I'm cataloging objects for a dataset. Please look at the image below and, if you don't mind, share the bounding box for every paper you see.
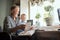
[18,30,35,36]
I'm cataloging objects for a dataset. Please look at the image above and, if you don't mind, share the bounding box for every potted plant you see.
[35,13,40,27]
[44,5,54,26]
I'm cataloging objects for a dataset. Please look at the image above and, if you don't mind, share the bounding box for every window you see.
[20,0,60,26]
[30,0,59,26]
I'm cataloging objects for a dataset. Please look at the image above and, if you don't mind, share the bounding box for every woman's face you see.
[11,6,19,17]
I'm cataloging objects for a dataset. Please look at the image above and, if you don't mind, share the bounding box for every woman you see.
[3,5,25,35]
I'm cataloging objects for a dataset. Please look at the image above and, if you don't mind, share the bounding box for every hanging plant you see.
[35,13,40,27]
[35,13,40,19]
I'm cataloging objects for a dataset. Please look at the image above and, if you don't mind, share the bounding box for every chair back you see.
[0,32,11,40]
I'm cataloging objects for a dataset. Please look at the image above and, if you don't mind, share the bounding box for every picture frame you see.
[27,20,33,26]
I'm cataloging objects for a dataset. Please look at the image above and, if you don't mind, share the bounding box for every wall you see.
[0,0,13,29]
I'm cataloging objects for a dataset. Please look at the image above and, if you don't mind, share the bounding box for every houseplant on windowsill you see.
[44,5,54,26]
[35,13,40,28]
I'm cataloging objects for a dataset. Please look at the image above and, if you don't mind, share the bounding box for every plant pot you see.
[45,17,53,26]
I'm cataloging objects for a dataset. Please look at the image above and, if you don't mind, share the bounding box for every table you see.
[12,35,32,40]
[11,28,60,40]
[12,30,35,40]
[34,30,60,40]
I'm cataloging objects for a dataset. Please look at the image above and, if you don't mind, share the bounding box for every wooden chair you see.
[0,32,11,40]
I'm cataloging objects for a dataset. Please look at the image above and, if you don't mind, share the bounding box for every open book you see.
[18,30,35,36]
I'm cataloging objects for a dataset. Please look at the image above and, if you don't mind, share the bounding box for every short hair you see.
[11,5,19,11]
[21,14,26,16]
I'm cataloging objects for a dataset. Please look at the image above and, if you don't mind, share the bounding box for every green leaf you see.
[35,13,40,19]
[44,5,53,12]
